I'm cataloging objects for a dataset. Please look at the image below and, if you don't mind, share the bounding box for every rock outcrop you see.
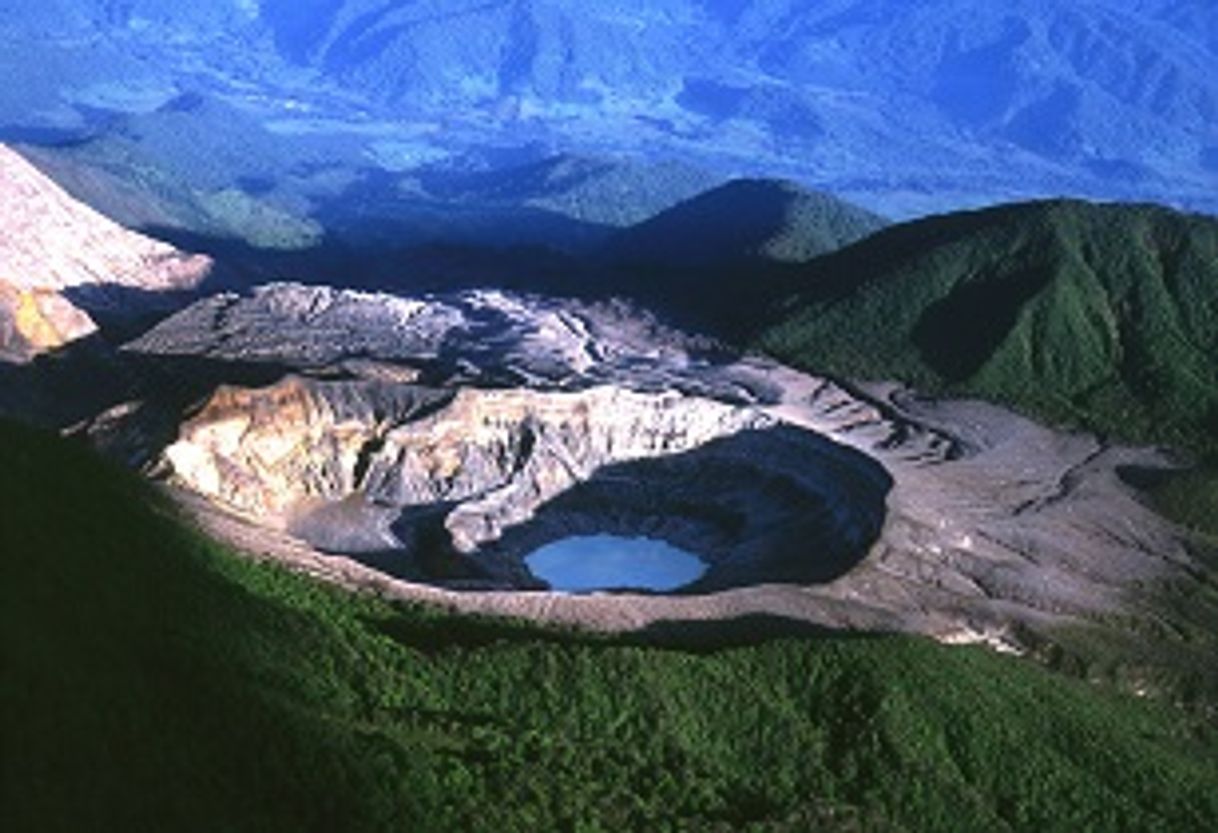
[0,143,213,361]
[128,283,778,401]
[0,282,96,361]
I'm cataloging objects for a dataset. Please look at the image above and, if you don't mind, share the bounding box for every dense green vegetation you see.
[3,419,1218,832]
[757,200,1218,453]
[607,179,886,269]
[1142,459,1218,541]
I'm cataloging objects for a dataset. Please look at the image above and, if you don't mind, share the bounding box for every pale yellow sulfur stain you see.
[0,281,97,354]
[13,288,70,349]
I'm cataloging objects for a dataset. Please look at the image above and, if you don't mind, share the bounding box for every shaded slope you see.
[758,200,1218,451]
[15,96,330,252]
[3,420,1218,831]
[595,180,886,337]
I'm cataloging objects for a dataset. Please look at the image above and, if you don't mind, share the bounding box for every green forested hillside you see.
[757,200,1218,452]
[607,179,886,269]
[2,420,1217,832]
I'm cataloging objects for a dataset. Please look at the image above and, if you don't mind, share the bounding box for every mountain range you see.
[1,0,1215,225]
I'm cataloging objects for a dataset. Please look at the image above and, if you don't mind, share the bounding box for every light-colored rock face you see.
[0,281,97,360]
[166,377,450,513]
[127,282,774,401]
[0,143,213,360]
[0,143,213,294]
[166,377,774,554]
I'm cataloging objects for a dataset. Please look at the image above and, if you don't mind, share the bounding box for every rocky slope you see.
[122,283,1199,650]
[0,143,213,361]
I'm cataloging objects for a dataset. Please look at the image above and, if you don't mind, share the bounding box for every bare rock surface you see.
[128,283,777,403]
[0,143,212,361]
[127,282,1198,650]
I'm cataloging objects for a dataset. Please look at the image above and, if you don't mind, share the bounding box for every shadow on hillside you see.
[141,222,612,301]
[123,166,841,341]
[129,163,620,298]
[0,335,314,467]
[137,217,824,344]
[0,335,139,429]
[59,261,242,343]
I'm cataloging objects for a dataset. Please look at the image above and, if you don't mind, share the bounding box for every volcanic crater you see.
[113,283,1198,647]
[161,373,891,593]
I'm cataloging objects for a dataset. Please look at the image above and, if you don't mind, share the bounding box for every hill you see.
[23,107,722,255]
[756,200,1218,452]
[414,153,724,231]
[3,419,1217,832]
[606,179,887,270]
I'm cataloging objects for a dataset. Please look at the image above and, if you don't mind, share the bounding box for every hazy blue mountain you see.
[18,90,724,256]
[1,0,1215,221]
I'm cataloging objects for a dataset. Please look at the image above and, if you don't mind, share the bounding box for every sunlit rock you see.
[0,143,213,361]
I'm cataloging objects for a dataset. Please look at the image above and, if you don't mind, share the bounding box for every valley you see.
[3,0,1217,247]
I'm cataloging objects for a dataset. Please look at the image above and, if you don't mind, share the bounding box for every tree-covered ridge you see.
[606,179,887,270]
[758,200,1218,453]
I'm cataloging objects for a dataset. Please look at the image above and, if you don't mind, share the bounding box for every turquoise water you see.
[525,535,708,592]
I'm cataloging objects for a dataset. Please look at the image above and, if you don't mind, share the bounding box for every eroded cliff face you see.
[0,143,213,360]
[165,376,781,558]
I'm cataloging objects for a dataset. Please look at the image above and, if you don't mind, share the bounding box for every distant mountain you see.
[14,94,337,251]
[1,1,1215,217]
[318,152,725,251]
[756,200,1218,452]
[606,179,886,270]
[0,144,213,362]
[246,0,1218,215]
